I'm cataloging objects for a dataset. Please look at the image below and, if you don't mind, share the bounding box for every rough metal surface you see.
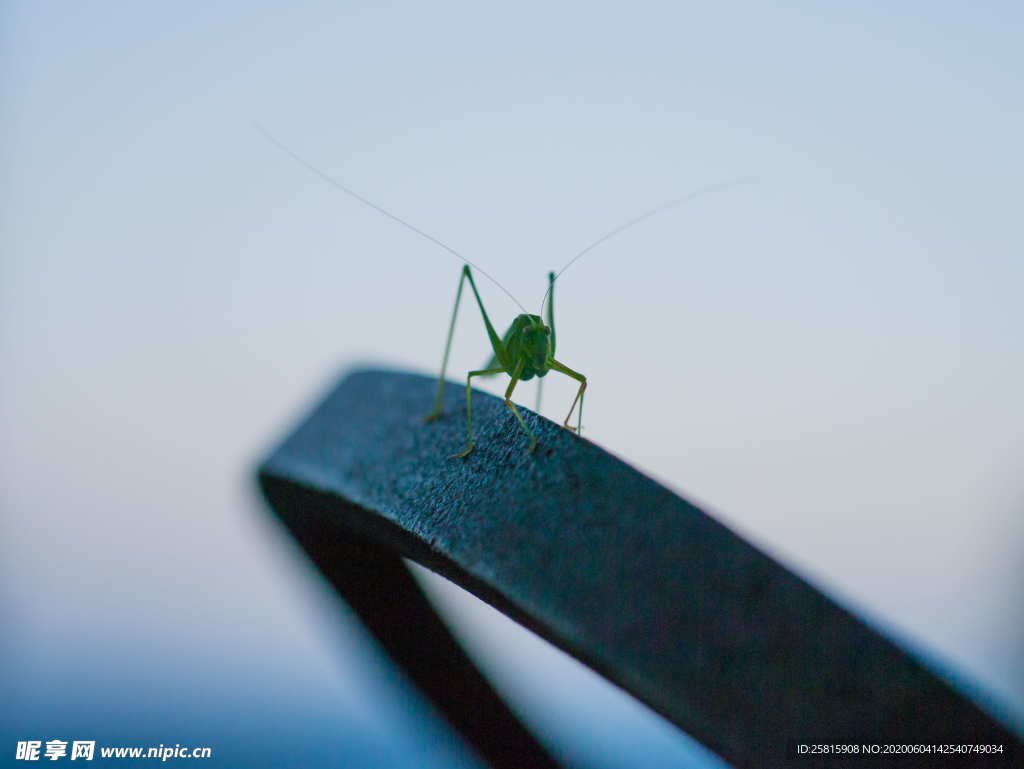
[258,368,1019,769]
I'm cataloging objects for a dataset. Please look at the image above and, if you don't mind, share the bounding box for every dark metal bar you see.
[258,368,1020,769]
[262,476,562,769]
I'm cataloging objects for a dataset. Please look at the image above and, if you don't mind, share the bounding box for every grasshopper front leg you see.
[549,359,587,434]
[502,360,537,453]
[451,367,505,458]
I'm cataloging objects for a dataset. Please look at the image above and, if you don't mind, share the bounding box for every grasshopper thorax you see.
[505,314,551,381]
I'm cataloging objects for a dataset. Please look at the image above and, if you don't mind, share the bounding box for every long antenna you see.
[539,179,752,315]
[255,123,529,314]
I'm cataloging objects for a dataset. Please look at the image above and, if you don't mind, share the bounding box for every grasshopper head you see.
[512,314,551,376]
[527,317,551,364]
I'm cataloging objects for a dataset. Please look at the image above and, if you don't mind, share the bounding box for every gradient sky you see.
[3,2,1022,766]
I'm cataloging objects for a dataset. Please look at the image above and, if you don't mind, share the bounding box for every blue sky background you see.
[2,2,1022,766]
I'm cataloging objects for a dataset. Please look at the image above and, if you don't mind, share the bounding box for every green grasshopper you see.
[423,266,581,457]
[259,125,743,457]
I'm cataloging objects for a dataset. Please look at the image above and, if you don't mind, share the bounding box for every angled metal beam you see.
[258,368,1020,769]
